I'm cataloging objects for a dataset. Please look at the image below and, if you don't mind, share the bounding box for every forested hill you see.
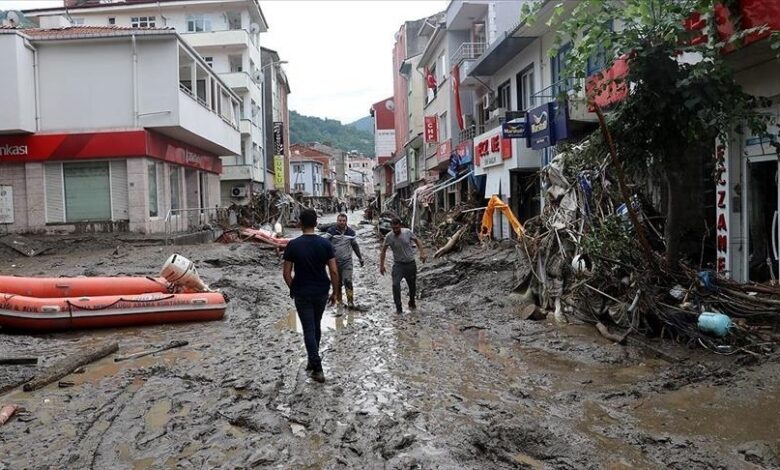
[289,111,375,156]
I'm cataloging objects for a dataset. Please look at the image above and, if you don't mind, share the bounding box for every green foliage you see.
[289,111,375,157]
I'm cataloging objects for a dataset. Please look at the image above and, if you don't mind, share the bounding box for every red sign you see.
[586,54,629,112]
[474,128,512,168]
[0,130,222,174]
[436,139,452,162]
[424,116,438,143]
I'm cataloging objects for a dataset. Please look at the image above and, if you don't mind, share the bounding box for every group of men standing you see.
[282,209,426,383]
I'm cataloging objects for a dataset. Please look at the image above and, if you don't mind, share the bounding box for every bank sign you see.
[474,127,511,168]
[0,144,28,157]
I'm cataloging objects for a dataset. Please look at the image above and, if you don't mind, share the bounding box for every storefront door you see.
[744,155,779,283]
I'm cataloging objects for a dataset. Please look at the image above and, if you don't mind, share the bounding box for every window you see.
[551,42,573,96]
[187,15,212,33]
[516,66,535,111]
[71,18,85,25]
[148,161,160,217]
[438,52,448,82]
[170,167,181,211]
[131,16,155,28]
[439,112,448,141]
[63,162,111,222]
[204,56,213,68]
[472,22,486,44]
[294,183,305,191]
[497,80,511,110]
[293,164,304,173]
[108,17,115,25]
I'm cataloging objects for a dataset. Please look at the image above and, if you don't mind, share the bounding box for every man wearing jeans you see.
[283,209,339,383]
[379,218,427,314]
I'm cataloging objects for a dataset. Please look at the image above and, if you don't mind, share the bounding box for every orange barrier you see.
[0,292,226,331]
[0,275,171,298]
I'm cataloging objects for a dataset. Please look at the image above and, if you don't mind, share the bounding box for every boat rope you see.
[145,276,175,293]
[65,294,177,311]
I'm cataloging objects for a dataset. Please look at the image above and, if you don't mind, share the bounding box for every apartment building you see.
[261,47,291,193]
[289,160,323,197]
[347,154,375,195]
[370,98,396,208]
[23,0,270,206]
[0,26,240,233]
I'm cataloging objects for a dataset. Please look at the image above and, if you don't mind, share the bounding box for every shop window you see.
[131,16,155,28]
[170,167,182,211]
[63,162,111,222]
[148,161,159,217]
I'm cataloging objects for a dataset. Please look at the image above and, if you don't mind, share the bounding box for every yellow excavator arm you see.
[479,195,524,241]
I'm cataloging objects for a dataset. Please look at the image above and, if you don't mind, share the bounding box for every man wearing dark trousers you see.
[283,209,339,383]
[323,213,364,311]
[379,218,427,314]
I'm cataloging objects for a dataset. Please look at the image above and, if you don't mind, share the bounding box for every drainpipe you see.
[23,39,40,131]
[131,34,139,127]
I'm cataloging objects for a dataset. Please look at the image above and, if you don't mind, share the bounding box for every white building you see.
[347,154,375,194]
[0,26,240,233]
[290,160,324,197]
[23,0,269,205]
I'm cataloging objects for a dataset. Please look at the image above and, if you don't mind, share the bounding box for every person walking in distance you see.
[323,213,364,311]
[283,209,339,383]
[379,218,427,314]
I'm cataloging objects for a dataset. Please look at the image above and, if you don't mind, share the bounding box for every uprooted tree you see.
[527,0,775,267]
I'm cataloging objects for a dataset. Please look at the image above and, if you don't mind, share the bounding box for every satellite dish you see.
[5,11,21,26]
[249,22,261,34]
[385,99,395,112]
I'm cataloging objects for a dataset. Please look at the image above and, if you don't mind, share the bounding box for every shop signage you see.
[436,139,452,162]
[714,142,729,276]
[0,144,28,157]
[501,111,528,139]
[394,155,408,185]
[475,128,512,168]
[274,155,285,189]
[424,116,439,143]
[528,103,552,149]
[0,186,13,224]
[273,121,284,154]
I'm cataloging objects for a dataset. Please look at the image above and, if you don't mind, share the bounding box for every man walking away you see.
[323,213,364,311]
[379,218,427,314]
[283,209,339,383]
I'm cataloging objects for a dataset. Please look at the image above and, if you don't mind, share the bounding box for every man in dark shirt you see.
[283,209,339,383]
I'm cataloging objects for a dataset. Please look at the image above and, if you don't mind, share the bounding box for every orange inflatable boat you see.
[0,275,172,298]
[0,291,226,331]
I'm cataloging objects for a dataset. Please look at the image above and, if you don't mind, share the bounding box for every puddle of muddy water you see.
[274,308,361,334]
[631,385,780,443]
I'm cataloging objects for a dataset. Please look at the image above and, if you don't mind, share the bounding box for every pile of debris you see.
[228,191,300,228]
[515,140,778,357]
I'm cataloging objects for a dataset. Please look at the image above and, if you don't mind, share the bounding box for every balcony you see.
[220,163,262,182]
[447,0,489,30]
[239,119,263,143]
[183,29,262,68]
[221,72,261,96]
[452,42,486,66]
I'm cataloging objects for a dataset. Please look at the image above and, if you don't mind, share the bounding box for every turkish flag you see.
[452,64,464,131]
[425,67,437,89]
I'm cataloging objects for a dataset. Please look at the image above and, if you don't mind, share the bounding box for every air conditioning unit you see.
[231,186,247,198]
[490,107,507,120]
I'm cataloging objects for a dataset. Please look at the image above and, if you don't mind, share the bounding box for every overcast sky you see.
[2,0,447,124]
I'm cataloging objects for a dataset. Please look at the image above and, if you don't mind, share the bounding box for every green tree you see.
[530,0,774,266]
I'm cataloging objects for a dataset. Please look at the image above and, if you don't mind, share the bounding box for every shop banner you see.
[274,155,285,189]
[714,141,729,276]
[528,103,553,149]
[273,122,284,155]
[501,111,528,139]
[424,116,439,143]
[436,139,452,163]
[475,128,511,168]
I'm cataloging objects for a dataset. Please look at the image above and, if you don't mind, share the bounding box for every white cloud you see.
[2,0,448,123]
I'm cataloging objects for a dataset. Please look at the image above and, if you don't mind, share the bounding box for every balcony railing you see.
[452,42,486,65]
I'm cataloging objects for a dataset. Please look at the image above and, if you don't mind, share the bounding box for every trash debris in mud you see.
[0,403,19,425]
[24,342,119,392]
[0,234,49,257]
[114,340,189,363]
[512,131,779,356]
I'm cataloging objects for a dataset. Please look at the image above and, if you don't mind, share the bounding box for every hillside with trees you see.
[289,111,375,156]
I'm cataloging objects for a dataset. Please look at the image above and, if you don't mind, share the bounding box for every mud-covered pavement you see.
[1,217,779,469]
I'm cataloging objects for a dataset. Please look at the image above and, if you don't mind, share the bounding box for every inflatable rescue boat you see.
[0,254,227,331]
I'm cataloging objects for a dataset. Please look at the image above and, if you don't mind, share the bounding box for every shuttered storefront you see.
[44,161,129,223]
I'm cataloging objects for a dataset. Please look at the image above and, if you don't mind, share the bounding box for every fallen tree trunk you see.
[434,224,470,258]
[23,342,118,392]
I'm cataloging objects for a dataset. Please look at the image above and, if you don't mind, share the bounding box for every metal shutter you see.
[110,160,129,220]
[63,162,111,222]
[44,163,65,223]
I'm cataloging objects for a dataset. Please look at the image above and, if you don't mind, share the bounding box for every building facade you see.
[23,0,270,206]
[261,47,290,193]
[0,26,240,233]
[370,98,396,208]
[289,160,323,197]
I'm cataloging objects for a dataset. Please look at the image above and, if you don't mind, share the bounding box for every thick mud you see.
[1,216,779,469]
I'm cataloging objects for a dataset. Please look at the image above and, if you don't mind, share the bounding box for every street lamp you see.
[260,60,288,71]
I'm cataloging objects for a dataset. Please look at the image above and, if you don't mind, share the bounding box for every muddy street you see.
[1,220,779,469]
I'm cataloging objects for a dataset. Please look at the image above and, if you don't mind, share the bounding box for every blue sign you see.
[526,101,570,149]
[528,103,553,149]
[501,111,528,139]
